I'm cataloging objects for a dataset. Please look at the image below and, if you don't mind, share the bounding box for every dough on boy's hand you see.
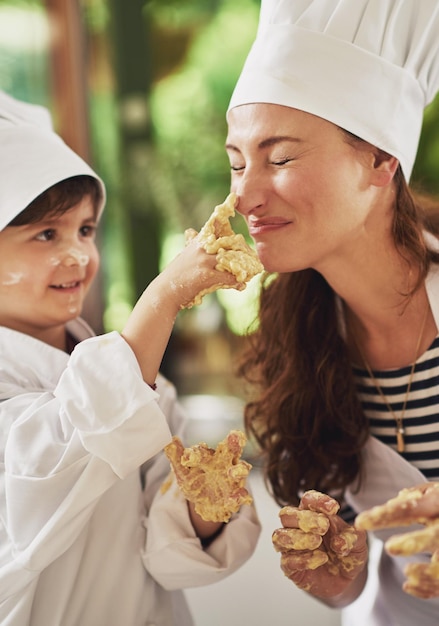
[184,192,263,308]
[163,429,253,523]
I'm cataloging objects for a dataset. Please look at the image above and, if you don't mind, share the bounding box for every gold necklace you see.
[353,306,429,453]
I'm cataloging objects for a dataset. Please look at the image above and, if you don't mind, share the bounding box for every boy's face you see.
[0,195,100,346]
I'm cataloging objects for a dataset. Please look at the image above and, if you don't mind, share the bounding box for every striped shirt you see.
[353,335,439,481]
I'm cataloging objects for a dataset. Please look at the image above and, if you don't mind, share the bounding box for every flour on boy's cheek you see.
[1,271,25,286]
[76,254,90,266]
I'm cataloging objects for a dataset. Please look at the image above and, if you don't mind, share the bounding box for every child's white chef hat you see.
[0,90,106,231]
[228,0,439,180]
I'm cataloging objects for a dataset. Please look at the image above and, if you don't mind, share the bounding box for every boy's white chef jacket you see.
[0,321,261,626]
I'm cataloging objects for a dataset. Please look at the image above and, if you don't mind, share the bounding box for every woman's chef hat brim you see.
[228,0,439,181]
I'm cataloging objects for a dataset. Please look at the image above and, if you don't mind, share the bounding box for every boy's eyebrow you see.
[225,135,303,152]
[22,212,98,229]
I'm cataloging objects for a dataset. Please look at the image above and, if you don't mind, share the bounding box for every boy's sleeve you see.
[3,332,171,571]
[142,477,261,590]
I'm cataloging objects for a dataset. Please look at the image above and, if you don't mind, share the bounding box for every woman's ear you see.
[370,149,399,187]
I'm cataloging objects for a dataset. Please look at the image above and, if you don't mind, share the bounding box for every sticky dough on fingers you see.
[355,484,439,530]
[403,558,439,599]
[355,485,439,568]
[162,429,253,523]
[385,521,439,557]
[184,192,263,308]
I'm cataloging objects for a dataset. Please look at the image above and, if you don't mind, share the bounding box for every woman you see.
[226,1,439,624]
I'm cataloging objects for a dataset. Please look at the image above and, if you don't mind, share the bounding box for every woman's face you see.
[226,103,387,274]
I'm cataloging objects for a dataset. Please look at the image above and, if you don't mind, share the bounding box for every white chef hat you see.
[228,0,439,180]
[0,90,106,232]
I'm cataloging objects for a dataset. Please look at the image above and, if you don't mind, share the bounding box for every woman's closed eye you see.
[271,156,294,166]
[230,163,246,172]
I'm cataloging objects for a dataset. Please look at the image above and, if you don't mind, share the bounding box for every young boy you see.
[0,91,260,626]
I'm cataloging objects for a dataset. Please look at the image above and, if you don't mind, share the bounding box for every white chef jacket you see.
[341,261,439,626]
[0,320,261,626]
[343,437,439,626]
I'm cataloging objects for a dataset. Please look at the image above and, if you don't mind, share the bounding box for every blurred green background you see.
[1,0,438,402]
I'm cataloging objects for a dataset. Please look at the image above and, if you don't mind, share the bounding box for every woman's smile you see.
[247,215,293,237]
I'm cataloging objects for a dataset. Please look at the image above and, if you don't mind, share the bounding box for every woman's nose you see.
[233,169,265,216]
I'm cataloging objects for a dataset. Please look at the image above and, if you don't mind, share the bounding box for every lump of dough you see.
[184,192,263,308]
[163,429,253,523]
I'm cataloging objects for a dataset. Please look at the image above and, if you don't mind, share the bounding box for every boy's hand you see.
[182,193,263,308]
[163,430,253,523]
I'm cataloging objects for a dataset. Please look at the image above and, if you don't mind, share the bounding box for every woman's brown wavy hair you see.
[238,133,439,508]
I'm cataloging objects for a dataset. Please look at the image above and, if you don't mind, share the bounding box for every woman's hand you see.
[355,482,439,530]
[272,490,368,604]
[355,482,439,599]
